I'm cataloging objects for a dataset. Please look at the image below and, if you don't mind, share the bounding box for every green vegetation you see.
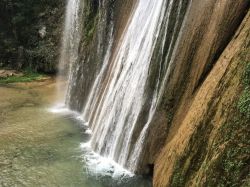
[0,70,45,84]
[0,0,65,73]
[83,0,99,45]
[171,162,185,187]
[85,14,98,43]
[169,58,250,187]
[214,117,249,186]
[206,60,250,187]
[237,61,250,118]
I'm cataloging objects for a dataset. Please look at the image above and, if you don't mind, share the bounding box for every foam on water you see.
[49,104,71,114]
[49,105,134,179]
[49,104,87,124]
[80,142,134,178]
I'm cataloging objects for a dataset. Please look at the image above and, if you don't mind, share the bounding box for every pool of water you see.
[0,79,152,187]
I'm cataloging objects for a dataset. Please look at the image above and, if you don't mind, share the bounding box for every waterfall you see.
[81,0,166,171]
[57,0,83,102]
[62,0,189,173]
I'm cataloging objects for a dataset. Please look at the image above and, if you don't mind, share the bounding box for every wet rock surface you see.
[154,8,250,187]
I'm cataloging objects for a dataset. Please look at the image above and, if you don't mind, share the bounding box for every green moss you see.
[169,59,250,187]
[237,88,250,118]
[171,164,185,187]
[205,61,250,187]
[208,116,250,186]
[84,7,98,45]
[242,62,250,86]
[86,20,97,39]
[237,61,250,118]
[0,70,45,84]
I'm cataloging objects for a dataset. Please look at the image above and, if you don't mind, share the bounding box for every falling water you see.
[57,0,83,102]
[83,0,167,171]
[63,0,189,173]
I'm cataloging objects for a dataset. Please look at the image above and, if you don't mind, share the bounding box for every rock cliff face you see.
[64,0,191,173]
[2,0,249,185]
[62,0,250,179]
[154,4,250,187]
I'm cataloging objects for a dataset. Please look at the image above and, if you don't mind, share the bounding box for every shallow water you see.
[0,79,152,187]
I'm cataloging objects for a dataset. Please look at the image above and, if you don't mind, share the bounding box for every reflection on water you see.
[0,79,152,187]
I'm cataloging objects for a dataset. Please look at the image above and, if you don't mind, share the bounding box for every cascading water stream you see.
[61,0,190,173]
[57,0,83,103]
[82,0,167,171]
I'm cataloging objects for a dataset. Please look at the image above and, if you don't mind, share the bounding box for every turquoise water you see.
[0,80,152,187]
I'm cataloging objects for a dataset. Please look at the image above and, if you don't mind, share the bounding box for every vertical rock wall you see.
[154,2,250,186]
